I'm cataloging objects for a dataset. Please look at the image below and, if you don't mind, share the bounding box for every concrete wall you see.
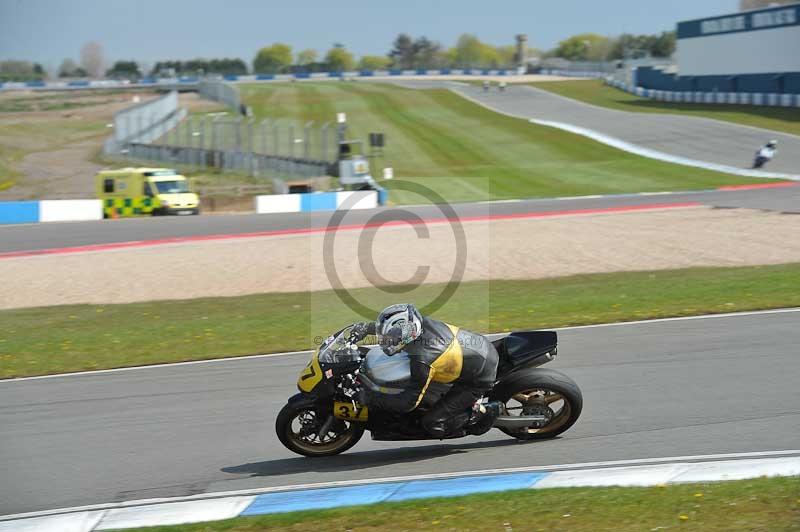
[255,191,378,214]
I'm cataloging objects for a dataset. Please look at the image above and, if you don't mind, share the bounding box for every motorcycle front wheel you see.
[276,402,364,457]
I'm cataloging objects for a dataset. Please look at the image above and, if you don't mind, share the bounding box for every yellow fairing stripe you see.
[412,368,435,410]
[430,324,463,383]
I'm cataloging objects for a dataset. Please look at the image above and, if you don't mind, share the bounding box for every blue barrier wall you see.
[637,66,800,94]
[0,201,40,225]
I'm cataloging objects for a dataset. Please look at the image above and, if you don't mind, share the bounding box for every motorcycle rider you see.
[753,140,777,168]
[349,304,501,438]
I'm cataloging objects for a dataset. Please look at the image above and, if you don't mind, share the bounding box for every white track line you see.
[2,449,797,521]
[2,307,798,383]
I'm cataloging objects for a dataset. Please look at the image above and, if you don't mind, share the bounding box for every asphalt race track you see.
[2,185,799,254]
[1,310,798,515]
[450,83,800,176]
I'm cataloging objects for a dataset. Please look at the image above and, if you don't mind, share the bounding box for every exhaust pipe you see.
[492,415,548,430]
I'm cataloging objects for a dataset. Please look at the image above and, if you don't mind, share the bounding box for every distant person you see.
[482,80,490,92]
[752,140,777,169]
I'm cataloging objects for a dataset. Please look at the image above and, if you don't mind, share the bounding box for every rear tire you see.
[276,402,364,457]
[490,369,582,440]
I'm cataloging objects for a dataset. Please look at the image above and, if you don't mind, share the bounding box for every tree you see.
[412,36,441,69]
[650,31,676,58]
[253,43,292,74]
[80,41,105,78]
[325,46,355,72]
[454,34,482,68]
[0,60,46,81]
[740,0,794,9]
[495,45,517,68]
[389,33,415,69]
[552,33,611,61]
[609,31,675,60]
[478,42,501,68]
[58,58,87,77]
[358,55,391,70]
[296,49,318,66]
[106,60,141,79]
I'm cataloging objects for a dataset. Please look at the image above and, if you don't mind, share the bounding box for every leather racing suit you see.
[354,316,499,438]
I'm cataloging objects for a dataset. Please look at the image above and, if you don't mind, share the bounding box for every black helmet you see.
[376,304,423,355]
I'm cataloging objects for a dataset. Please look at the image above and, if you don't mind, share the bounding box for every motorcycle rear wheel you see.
[491,369,582,440]
[276,402,364,457]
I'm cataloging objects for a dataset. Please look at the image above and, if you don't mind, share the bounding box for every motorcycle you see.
[276,325,582,457]
[752,154,770,169]
[752,146,775,169]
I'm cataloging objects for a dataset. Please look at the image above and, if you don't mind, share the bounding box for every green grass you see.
[116,476,800,532]
[235,82,767,204]
[530,79,800,136]
[2,263,799,378]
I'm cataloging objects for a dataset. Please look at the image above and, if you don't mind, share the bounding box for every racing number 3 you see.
[334,401,368,421]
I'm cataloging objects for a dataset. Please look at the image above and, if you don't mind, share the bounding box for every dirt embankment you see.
[2,206,799,310]
[0,92,220,200]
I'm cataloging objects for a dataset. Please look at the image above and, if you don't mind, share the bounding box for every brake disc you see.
[522,403,554,428]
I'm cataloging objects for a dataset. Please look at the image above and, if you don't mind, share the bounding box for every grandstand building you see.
[636,2,800,94]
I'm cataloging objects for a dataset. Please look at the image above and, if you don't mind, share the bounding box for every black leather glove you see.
[349,321,373,343]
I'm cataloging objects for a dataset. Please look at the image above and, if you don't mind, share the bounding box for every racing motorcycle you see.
[276,325,582,457]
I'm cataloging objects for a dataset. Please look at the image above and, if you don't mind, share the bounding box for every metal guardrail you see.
[104,91,186,154]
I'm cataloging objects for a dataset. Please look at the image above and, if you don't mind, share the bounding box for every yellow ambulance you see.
[95,168,200,217]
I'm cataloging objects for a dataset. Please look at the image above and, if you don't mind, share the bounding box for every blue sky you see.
[1,0,737,69]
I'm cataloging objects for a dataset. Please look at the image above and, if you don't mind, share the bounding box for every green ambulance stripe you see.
[103,197,159,217]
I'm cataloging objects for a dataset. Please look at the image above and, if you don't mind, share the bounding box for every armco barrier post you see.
[321,122,329,162]
[261,119,269,156]
[234,117,243,152]
[273,121,279,157]
[304,121,312,159]
[248,119,255,176]
[288,124,295,175]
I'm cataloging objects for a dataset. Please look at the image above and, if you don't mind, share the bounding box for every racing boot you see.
[466,401,503,436]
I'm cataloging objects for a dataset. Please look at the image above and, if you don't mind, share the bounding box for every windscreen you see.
[154,180,189,194]
[318,325,361,364]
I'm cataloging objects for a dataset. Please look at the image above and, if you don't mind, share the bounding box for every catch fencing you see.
[198,80,241,110]
[106,83,339,179]
[119,115,340,178]
[104,91,186,154]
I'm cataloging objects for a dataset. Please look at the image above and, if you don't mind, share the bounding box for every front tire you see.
[490,369,582,440]
[276,402,364,457]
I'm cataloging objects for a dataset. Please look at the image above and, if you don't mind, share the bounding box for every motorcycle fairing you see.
[297,349,323,393]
